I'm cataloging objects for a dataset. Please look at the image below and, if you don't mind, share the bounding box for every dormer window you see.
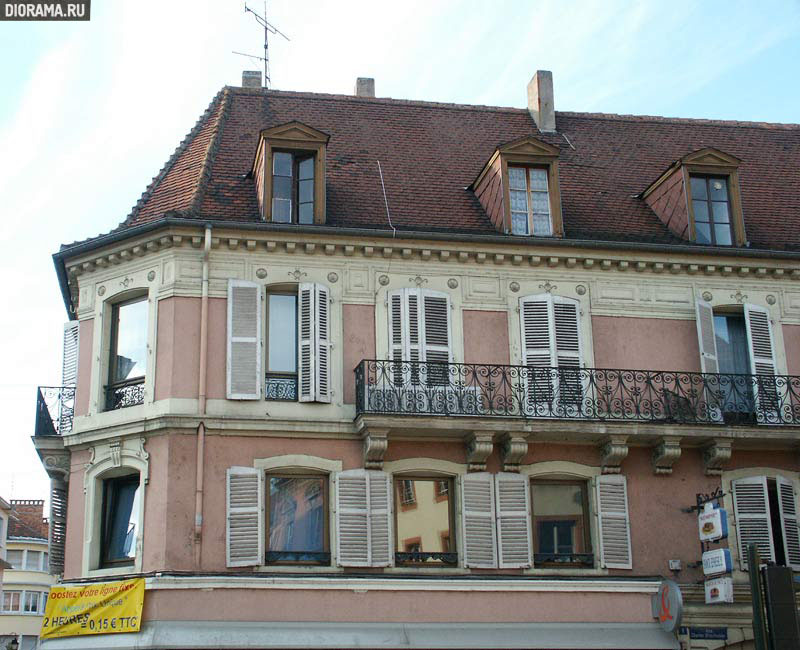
[690,175,732,245]
[472,136,563,238]
[253,121,329,225]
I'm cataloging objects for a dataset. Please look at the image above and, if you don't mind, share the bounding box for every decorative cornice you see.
[600,435,629,474]
[651,436,682,475]
[500,434,528,472]
[465,432,494,472]
[703,439,732,476]
[362,428,389,470]
[42,450,71,481]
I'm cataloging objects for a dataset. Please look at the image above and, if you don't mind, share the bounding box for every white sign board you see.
[702,548,732,576]
[698,502,728,542]
[705,576,734,604]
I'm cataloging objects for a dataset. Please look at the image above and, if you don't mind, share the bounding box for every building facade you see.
[32,71,799,649]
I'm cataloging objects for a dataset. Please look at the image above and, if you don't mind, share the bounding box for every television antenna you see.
[233,1,289,88]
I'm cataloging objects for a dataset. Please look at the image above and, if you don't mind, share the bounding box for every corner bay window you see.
[272,151,314,224]
[106,296,147,410]
[531,480,592,566]
[101,473,140,566]
[266,474,328,564]
[509,166,552,236]
[690,175,733,245]
[394,477,456,565]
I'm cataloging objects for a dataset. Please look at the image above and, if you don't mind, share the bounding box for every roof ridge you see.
[556,110,800,130]
[190,87,232,215]
[123,88,227,225]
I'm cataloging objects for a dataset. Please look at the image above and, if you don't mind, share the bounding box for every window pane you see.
[511,212,529,235]
[709,178,728,201]
[714,224,733,246]
[113,300,148,383]
[273,152,292,177]
[531,482,589,556]
[3,591,21,612]
[298,157,314,180]
[273,175,292,200]
[510,189,528,213]
[272,198,291,223]
[695,221,711,244]
[24,551,40,570]
[43,552,48,570]
[24,591,39,613]
[298,178,313,204]
[298,202,314,225]
[531,191,550,215]
[268,294,297,372]
[104,476,140,562]
[690,176,708,200]
[394,479,452,554]
[6,549,23,568]
[269,477,325,553]
[40,592,49,614]
[712,201,730,224]
[508,167,526,190]
[532,213,552,236]
[529,168,548,191]
[692,200,709,223]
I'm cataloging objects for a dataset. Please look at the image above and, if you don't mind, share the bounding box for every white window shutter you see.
[226,466,264,567]
[596,475,633,569]
[694,298,719,374]
[298,283,315,402]
[461,472,498,568]
[552,296,583,408]
[226,280,262,400]
[314,283,331,403]
[744,304,780,421]
[388,290,406,386]
[519,294,556,410]
[421,291,452,364]
[368,471,393,567]
[776,477,800,570]
[62,321,80,387]
[495,472,532,568]
[732,476,775,570]
[335,469,370,567]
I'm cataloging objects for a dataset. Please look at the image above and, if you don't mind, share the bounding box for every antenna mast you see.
[234,1,289,88]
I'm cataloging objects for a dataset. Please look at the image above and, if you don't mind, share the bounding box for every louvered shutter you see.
[335,470,392,567]
[495,472,532,568]
[694,299,719,373]
[314,284,331,403]
[226,280,262,400]
[62,321,79,386]
[421,291,452,386]
[226,467,264,567]
[776,477,800,570]
[298,283,315,402]
[744,304,780,421]
[732,476,775,570]
[461,472,497,568]
[519,295,556,408]
[596,475,632,569]
[553,296,583,409]
[48,478,68,575]
[388,290,406,386]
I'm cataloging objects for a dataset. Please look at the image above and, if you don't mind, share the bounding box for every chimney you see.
[10,499,47,538]
[354,77,375,98]
[527,70,556,133]
[242,70,262,88]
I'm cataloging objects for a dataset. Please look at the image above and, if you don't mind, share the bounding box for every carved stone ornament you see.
[110,441,122,468]
[147,270,156,282]
[465,432,494,472]
[447,278,458,289]
[766,294,776,305]
[703,439,732,476]
[43,452,71,481]
[575,284,587,296]
[288,269,307,281]
[97,285,106,296]
[378,274,390,286]
[509,281,520,293]
[730,290,748,304]
[120,277,135,289]
[652,436,682,475]
[410,275,428,288]
[600,435,629,474]
[363,428,389,470]
[702,291,713,302]
[327,272,339,283]
[500,434,528,472]
[256,268,268,279]
[539,281,557,293]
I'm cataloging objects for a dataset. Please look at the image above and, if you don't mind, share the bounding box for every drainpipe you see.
[194,225,212,567]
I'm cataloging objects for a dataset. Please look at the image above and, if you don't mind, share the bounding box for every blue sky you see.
[0,0,798,501]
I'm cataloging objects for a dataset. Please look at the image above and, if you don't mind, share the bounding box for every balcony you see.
[354,360,800,426]
[35,386,76,437]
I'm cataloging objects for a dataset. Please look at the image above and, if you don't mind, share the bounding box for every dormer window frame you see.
[472,136,564,238]
[253,121,330,225]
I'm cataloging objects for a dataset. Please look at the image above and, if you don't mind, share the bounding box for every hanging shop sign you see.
[652,579,682,633]
[704,576,734,604]
[698,502,728,542]
[40,578,145,639]
[702,548,733,576]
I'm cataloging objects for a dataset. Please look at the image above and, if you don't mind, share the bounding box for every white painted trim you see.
[519,460,601,478]
[254,455,343,474]
[383,458,465,477]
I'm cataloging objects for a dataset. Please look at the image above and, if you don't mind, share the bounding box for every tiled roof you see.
[8,516,47,540]
[99,87,800,252]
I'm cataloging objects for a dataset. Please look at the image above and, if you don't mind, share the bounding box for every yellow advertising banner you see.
[41,578,145,639]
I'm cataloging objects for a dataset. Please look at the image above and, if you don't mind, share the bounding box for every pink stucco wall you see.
[74,319,94,417]
[463,310,510,366]
[782,324,800,375]
[206,297,227,399]
[728,449,800,473]
[592,316,701,372]
[64,449,89,579]
[155,298,202,401]
[342,304,375,404]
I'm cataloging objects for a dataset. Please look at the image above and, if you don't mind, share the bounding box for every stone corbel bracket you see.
[652,436,682,475]
[703,439,732,476]
[363,427,389,470]
[600,435,629,474]
[500,434,528,472]
[42,450,71,482]
[465,432,494,472]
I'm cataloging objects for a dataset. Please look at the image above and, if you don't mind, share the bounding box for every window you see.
[106,296,147,410]
[265,290,298,400]
[100,473,140,566]
[509,167,552,236]
[394,477,456,565]
[2,590,21,612]
[531,480,592,566]
[23,591,40,613]
[690,176,733,245]
[23,550,43,571]
[265,474,329,564]
[271,152,315,224]
[6,549,22,568]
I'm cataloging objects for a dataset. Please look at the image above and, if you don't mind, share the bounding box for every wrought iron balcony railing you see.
[105,378,145,411]
[35,386,76,437]
[355,360,800,425]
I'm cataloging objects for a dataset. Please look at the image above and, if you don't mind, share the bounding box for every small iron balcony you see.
[35,386,76,437]
[354,360,800,425]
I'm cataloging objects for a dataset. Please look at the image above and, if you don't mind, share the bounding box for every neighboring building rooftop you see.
[7,500,48,541]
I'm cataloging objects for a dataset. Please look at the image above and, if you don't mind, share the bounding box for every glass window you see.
[24,550,41,570]
[509,166,552,237]
[2,590,21,612]
[265,292,298,401]
[40,592,49,614]
[394,477,455,565]
[106,296,147,410]
[6,549,23,568]
[266,475,328,563]
[531,480,592,565]
[271,151,315,224]
[43,552,49,571]
[24,591,39,613]
[101,473,140,566]
[690,176,733,246]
